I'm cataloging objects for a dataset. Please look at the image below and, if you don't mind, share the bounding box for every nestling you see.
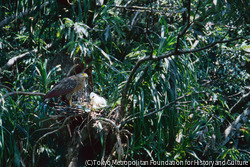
[90,92,107,109]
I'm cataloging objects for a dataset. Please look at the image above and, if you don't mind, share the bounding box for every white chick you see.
[90,92,107,109]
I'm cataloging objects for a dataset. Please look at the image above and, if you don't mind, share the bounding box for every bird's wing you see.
[45,77,77,99]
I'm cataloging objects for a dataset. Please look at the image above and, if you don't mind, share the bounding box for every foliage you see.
[0,0,249,166]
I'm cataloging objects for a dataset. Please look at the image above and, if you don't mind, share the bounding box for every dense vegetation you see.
[0,0,249,166]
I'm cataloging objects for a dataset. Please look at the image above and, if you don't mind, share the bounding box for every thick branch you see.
[0,49,37,72]
[120,36,245,118]
[0,43,52,72]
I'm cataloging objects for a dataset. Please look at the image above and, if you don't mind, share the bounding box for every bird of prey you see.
[90,92,107,109]
[45,72,88,106]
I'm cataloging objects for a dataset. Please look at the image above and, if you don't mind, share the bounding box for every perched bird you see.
[90,92,107,109]
[45,72,88,106]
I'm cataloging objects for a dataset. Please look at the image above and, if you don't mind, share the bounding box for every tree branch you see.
[175,22,193,53]
[146,0,154,58]
[0,91,45,103]
[120,36,245,118]
[187,0,191,25]
[222,106,249,146]
[94,117,120,132]
[177,36,245,55]
[0,43,52,72]
[175,0,193,53]
[0,49,37,72]
[229,92,250,114]
[96,4,184,14]
[120,56,153,118]
[0,84,12,91]
[121,91,206,125]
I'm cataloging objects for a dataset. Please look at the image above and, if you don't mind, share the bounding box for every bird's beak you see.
[82,73,88,78]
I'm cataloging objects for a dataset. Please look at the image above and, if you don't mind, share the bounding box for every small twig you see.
[146,0,154,58]
[0,84,12,91]
[30,126,60,137]
[187,0,191,25]
[133,25,161,38]
[67,64,79,77]
[146,33,154,58]
[176,0,191,52]
[0,49,37,72]
[227,92,242,98]
[193,0,201,21]
[130,11,140,30]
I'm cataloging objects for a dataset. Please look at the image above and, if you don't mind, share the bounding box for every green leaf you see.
[93,44,112,65]
[241,45,250,53]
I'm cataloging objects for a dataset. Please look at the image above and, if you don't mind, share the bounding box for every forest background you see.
[0,0,249,166]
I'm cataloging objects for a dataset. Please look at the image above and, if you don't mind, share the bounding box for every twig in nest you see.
[94,117,120,132]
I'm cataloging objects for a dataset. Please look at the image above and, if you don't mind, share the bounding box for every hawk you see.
[45,72,88,106]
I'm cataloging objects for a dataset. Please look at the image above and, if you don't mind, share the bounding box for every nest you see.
[33,100,132,167]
